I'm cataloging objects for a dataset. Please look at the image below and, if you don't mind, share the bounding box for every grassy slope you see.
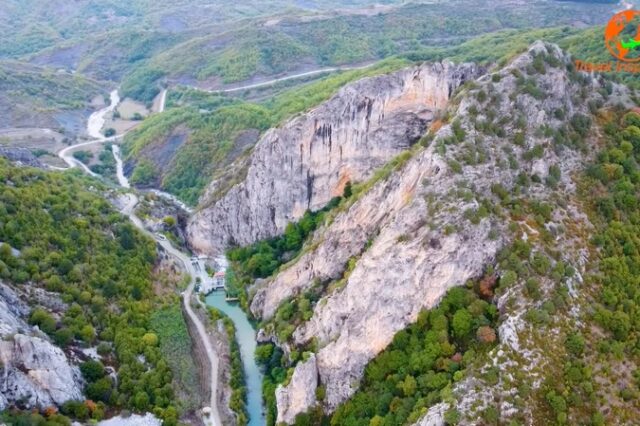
[0,60,109,130]
[0,60,106,109]
[150,305,201,412]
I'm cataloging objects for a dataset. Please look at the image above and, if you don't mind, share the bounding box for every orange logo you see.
[605,10,640,63]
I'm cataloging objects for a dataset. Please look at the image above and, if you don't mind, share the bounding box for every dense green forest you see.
[571,110,640,422]
[0,160,180,424]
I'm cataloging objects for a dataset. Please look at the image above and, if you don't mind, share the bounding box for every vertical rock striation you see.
[187,61,480,254]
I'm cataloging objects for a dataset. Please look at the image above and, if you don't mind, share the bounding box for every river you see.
[206,292,265,426]
[108,98,266,425]
[88,90,120,139]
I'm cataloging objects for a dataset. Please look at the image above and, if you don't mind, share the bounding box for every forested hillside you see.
[0,60,108,130]
[117,0,613,102]
[0,161,183,425]
[4,0,612,105]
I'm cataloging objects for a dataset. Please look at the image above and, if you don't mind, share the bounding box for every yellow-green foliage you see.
[0,159,179,421]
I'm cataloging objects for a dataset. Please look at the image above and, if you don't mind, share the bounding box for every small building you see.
[213,271,226,290]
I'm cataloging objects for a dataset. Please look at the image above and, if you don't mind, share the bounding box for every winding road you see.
[200,63,374,94]
[58,137,117,177]
[52,63,368,423]
[57,95,223,426]
[121,193,222,426]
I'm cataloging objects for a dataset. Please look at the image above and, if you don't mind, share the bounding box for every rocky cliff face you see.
[258,41,607,421]
[275,353,319,424]
[0,282,84,410]
[187,61,481,254]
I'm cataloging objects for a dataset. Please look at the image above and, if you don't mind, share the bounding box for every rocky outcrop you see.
[275,353,319,424]
[0,147,45,169]
[0,282,84,410]
[415,402,448,426]
[0,335,84,409]
[187,61,481,254]
[0,282,30,336]
[264,42,603,421]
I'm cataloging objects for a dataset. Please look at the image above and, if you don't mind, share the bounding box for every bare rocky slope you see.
[265,41,615,423]
[0,282,84,410]
[188,40,626,424]
[187,61,481,253]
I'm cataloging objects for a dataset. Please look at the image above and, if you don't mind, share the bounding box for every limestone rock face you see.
[0,283,84,410]
[275,354,319,425]
[0,283,30,336]
[0,335,84,410]
[415,402,448,426]
[187,61,481,254]
[261,41,600,421]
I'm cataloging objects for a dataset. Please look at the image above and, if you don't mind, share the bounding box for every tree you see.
[452,309,473,340]
[86,377,113,403]
[565,333,585,356]
[343,181,353,198]
[80,360,106,382]
[80,324,96,343]
[476,326,497,344]
[142,332,159,346]
[622,112,640,128]
[500,270,518,288]
[104,128,116,137]
[478,274,497,298]
[400,375,417,397]
[133,391,150,411]
[29,308,56,335]
[130,160,157,186]
[284,223,302,251]
[255,344,274,364]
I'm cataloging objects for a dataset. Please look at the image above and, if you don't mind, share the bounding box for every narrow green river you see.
[206,292,265,426]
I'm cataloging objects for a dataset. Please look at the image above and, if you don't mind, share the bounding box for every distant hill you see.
[0,60,109,131]
[13,1,616,104]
